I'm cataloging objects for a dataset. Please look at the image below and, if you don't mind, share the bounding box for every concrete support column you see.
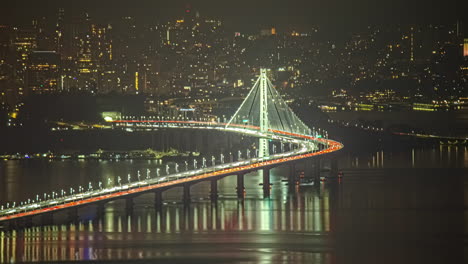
[183,183,191,203]
[97,203,105,217]
[210,179,218,200]
[125,197,134,213]
[314,158,321,182]
[330,158,339,176]
[21,216,33,227]
[237,173,245,199]
[40,213,54,226]
[263,169,271,198]
[2,221,14,230]
[67,207,79,223]
[155,191,163,208]
[288,163,297,188]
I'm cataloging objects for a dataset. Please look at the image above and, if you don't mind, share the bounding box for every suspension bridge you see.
[0,68,343,227]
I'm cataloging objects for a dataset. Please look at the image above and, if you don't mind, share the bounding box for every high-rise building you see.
[55,8,65,54]
[27,51,60,93]
[13,28,37,96]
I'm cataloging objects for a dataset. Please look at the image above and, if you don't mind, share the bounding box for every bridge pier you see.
[5,219,20,230]
[288,163,297,189]
[40,213,54,226]
[183,183,191,203]
[210,179,218,200]
[237,173,245,199]
[263,168,271,198]
[155,191,164,208]
[313,158,321,183]
[330,158,339,176]
[67,207,79,223]
[1,220,13,230]
[125,197,134,213]
[15,216,33,228]
[96,203,106,218]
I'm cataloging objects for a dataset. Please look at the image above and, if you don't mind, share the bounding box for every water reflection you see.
[344,146,468,169]
[1,146,467,263]
[0,189,334,263]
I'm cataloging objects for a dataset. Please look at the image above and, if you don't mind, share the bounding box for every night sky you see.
[1,0,467,32]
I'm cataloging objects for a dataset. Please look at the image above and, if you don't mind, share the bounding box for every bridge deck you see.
[0,121,343,223]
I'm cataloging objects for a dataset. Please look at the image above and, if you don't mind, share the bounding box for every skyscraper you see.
[27,51,61,94]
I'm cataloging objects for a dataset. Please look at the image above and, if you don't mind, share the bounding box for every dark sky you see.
[1,0,466,32]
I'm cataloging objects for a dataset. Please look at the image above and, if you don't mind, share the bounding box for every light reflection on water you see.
[0,191,334,263]
[0,146,467,263]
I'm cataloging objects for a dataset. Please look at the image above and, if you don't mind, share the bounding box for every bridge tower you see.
[258,69,270,158]
[226,68,312,158]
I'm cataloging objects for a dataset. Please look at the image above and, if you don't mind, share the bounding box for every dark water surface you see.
[0,146,467,263]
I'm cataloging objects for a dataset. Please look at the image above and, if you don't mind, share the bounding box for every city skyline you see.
[1,0,467,33]
[0,2,467,263]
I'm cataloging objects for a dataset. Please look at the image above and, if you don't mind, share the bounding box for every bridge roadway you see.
[0,120,343,224]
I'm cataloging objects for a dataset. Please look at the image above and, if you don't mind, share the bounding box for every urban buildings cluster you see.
[0,7,467,122]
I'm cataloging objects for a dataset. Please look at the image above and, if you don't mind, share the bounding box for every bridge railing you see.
[0,120,341,220]
[0,137,315,219]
